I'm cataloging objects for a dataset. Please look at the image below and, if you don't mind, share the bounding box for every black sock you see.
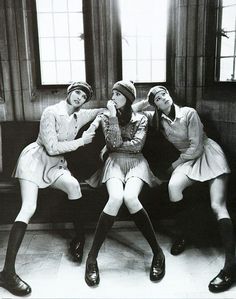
[87,212,115,263]
[131,208,162,256]
[3,221,27,274]
[68,200,85,242]
[170,200,188,240]
[218,218,236,271]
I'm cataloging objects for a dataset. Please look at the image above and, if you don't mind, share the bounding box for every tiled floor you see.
[0,223,236,299]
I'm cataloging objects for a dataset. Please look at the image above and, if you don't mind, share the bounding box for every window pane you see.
[219,57,234,81]
[37,13,54,37]
[222,6,236,30]
[68,13,84,36]
[54,13,69,37]
[122,61,137,81]
[41,62,57,84]
[70,38,85,60]
[52,0,67,12]
[215,0,236,82]
[120,0,168,82]
[36,0,85,84]
[71,61,86,81]
[152,60,166,82]
[55,38,70,60]
[36,0,52,12]
[220,32,236,56]
[56,62,71,83]
[68,0,82,12]
[39,38,55,61]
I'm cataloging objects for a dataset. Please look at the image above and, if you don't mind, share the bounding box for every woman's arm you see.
[132,99,150,112]
[40,109,94,155]
[170,109,204,171]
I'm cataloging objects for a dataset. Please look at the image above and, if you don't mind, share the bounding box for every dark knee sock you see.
[131,208,162,256]
[3,221,27,274]
[87,212,115,263]
[170,200,188,239]
[68,200,85,241]
[218,218,236,271]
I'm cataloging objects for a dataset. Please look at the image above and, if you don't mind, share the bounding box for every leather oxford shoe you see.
[170,237,186,256]
[85,260,100,287]
[0,271,31,296]
[150,253,165,281]
[69,238,85,263]
[209,269,235,293]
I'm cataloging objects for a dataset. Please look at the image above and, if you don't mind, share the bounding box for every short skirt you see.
[86,152,161,187]
[173,138,231,182]
[13,142,77,191]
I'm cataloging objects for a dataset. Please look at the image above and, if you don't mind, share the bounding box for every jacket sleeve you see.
[132,100,154,126]
[39,109,84,156]
[179,109,204,161]
[101,115,148,153]
[78,108,106,127]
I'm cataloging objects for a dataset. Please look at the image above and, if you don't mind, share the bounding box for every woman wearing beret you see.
[133,85,235,293]
[84,80,164,287]
[0,82,104,296]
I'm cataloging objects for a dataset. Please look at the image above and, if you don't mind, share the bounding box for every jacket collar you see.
[161,104,183,121]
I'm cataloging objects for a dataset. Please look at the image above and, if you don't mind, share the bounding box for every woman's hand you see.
[107,100,117,117]
[81,131,95,145]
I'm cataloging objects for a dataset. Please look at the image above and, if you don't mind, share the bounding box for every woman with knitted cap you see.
[84,80,164,287]
[133,86,236,293]
[0,82,105,296]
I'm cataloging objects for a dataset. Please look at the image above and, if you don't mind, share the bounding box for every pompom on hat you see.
[148,85,169,106]
[67,81,93,102]
[112,80,136,103]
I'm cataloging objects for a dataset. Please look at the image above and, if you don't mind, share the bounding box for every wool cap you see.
[112,80,136,103]
[148,85,169,106]
[67,81,93,102]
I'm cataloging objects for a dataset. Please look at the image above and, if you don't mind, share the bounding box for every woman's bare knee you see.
[15,203,37,223]
[103,196,123,216]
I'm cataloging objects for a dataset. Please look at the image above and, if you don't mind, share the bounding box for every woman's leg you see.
[124,177,165,281]
[85,178,124,286]
[0,179,38,296]
[52,174,85,262]
[168,172,194,255]
[208,175,236,292]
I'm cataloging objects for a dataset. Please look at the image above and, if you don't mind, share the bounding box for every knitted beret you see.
[112,80,136,103]
[67,81,93,102]
[148,86,168,106]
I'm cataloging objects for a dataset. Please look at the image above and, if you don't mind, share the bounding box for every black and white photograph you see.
[0,0,236,298]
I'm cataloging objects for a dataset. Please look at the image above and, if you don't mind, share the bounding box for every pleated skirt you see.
[86,152,161,187]
[173,138,230,181]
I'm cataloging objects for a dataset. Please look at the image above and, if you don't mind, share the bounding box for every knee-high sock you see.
[87,212,115,263]
[170,200,189,239]
[218,218,236,271]
[131,208,162,256]
[68,200,85,241]
[3,221,27,274]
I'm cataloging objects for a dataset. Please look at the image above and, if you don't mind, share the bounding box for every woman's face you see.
[68,90,87,108]
[154,90,173,111]
[111,90,127,109]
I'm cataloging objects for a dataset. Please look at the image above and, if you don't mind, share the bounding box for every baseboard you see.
[0,221,136,231]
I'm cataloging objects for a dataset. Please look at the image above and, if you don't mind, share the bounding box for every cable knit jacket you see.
[13,100,104,188]
[100,112,148,154]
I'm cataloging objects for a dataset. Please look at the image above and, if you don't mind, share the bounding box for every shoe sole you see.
[0,283,31,297]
